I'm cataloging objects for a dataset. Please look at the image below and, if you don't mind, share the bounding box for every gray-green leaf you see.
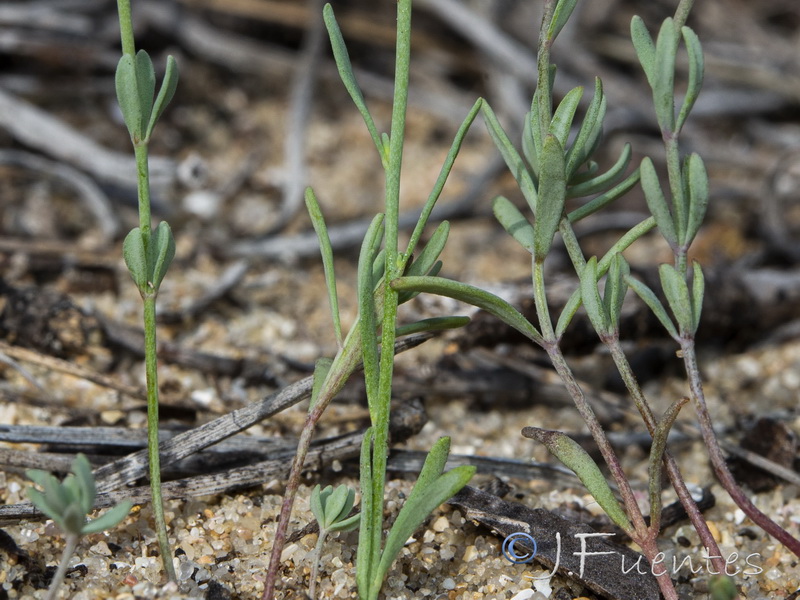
[122,227,148,291]
[391,276,544,347]
[625,274,679,339]
[522,427,633,533]
[115,54,143,141]
[149,221,175,294]
[640,158,677,248]
[659,263,693,335]
[146,55,179,141]
[630,16,655,87]
[534,134,566,261]
[81,500,133,534]
[493,196,535,254]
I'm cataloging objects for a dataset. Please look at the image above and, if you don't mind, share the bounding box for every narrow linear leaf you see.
[323,4,384,164]
[356,428,374,596]
[555,286,582,340]
[625,274,679,339]
[652,18,679,132]
[568,167,640,222]
[522,112,540,179]
[579,257,609,335]
[309,357,333,411]
[648,396,689,531]
[371,248,386,292]
[684,153,708,247]
[305,187,342,345]
[676,26,704,132]
[522,427,633,532]
[691,261,705,334]
[81,500,133,534]
[406,436,451,508]
[566,79,606,177]
[395,316,470,337]
[357,214,385,414]
[482,101,538,215]
[391,276,544,347]
[659,263,693,335]
[640,158,678,247]
[493,196,535,254]
[375,461,475,591]
[568,161,599,185]
[405,99,482,264]
[603,254,630,333]
[631,16,656,87]
[533,134,566,261]
[406,221,449,277]
[568,143,632,199]
[548,0,580,41]
[146,54,179,141]
[549,86,584,149]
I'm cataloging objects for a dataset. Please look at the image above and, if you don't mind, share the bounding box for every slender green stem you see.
[134,143,152,233]
[673,0,695,31]
[143,295,176,582]
[363,2,412,596]
[532,259,555,343]
[45,534,79,600]
[308,528,328,600]
[535,0,557,132]
[116,0,135,57]
[663,135,687,269]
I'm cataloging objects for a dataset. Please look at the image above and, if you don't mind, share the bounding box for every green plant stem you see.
[536,0,556,132]
[44,533,79,600]
[681,339,800,558]
[362,2,412,597]
[308,528,328,600]
[134,143,152,232]
[673,0,695,30]
[116,0,135,57]
[143,295,176,582]
[663,135,687,270]
[605,338,729,572]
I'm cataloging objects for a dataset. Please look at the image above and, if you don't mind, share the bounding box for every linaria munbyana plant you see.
[114,0,179,582]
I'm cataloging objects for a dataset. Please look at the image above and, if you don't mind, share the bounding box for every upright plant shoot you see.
[115,0,179,582]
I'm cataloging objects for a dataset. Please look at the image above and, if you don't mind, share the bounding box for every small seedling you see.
[27,454,132,600]
[308,484,359,598]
